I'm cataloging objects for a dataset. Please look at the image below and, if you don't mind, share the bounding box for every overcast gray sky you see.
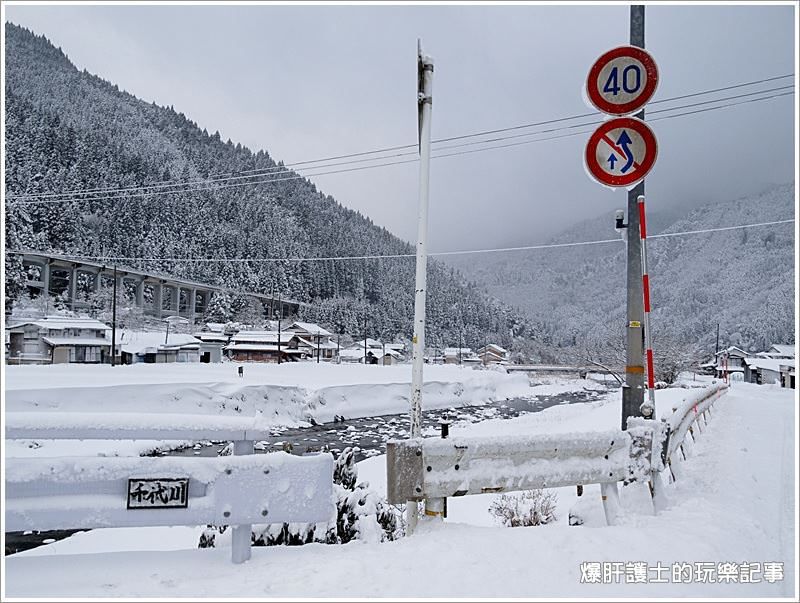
[4,3,796,252]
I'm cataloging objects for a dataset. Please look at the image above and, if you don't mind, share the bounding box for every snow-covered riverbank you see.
[5,380,794,597]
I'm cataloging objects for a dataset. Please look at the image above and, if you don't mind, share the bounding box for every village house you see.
[224,330,305,363]
[285,322,338,361]
[371,348,403,365]
[743,343,795,387]
[339,347,401,365]
[386,342,406,356]
[757,344,796,360]
[193,322,236,362]
[443,347,476,365]
[714,346,748,379]
[120,331,218,364]
[6,316,120,365]
[743,357,783,385]
[477,343,509,364]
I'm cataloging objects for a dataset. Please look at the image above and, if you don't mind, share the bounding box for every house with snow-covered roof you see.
[286,322,338,361]
[6,316,119,364]
[120,330,205,364]
[477,343,509,364]
[443,347,475,364]
[743,357,786,385]
[286,321,333,338]
[714,346,748,378]
[224,330,305,363]
[766,344,795,359]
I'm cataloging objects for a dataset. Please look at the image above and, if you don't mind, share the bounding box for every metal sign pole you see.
[407,40,435,533]
[621,4,647,430]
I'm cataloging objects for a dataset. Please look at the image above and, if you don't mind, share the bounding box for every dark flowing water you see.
[6,384,616,555]
[169,387,612,462]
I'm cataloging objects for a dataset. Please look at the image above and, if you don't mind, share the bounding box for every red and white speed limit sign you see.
[586,46,659,116]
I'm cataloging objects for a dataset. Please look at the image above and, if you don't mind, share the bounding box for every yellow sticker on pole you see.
[412,336,418,344]
[628,321,641,328]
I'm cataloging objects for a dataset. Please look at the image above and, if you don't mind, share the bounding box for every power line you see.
[33,218,794,264]
[9,88,795,207]
[8,74,794,202]
[9,86,794,203]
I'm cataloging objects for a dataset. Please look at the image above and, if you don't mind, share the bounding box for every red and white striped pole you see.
[637,194,656,417]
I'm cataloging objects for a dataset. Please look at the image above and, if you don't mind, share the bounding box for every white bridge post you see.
[231,439,254,563]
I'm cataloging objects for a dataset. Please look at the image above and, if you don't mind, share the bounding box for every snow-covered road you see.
[4,381,796,597]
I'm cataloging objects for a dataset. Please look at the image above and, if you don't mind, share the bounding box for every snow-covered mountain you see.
[445,184,795,354]
[3,23,531,350]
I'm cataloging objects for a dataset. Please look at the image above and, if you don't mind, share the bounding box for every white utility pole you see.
[407,39,435,533]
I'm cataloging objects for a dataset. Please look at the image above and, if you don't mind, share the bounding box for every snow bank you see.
[5,364,531,435]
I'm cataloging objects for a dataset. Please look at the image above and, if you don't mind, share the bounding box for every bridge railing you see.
[5,413,334,563]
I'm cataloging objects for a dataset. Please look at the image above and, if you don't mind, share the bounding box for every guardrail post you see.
[649,418,668,513]
[422,422,449,523]
[649,470,667,513]
[231,439,254,563]
[600,482,620,525]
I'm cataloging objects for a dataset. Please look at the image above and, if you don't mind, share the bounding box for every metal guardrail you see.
[387,428,659,525]
[660,382,729,477]
[387,382,730,526]
[5,416,334,563]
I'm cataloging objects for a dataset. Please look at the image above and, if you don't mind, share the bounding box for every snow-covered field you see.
[4,379,796,597]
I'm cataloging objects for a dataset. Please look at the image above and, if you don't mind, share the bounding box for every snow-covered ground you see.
[4,380,795,597]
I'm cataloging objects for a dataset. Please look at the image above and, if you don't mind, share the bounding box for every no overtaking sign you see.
[584,117,657,188]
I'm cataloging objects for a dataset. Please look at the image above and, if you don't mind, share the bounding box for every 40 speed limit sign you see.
[586,46,659,116]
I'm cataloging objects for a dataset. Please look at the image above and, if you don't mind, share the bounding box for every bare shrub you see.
[489,489,557,527]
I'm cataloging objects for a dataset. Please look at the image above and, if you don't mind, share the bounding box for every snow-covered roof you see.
[715,346,748,358]
[444,347,473,356]
[287,322,332,337]
[231,331,298,344]
[768,344,795,357]
[350,338,383,350]
[7,316,111,331]
[339,349,368,359]
[194,332,229,343]
[120,331,201,354]
[295,336,338,350]
[225,343,303,353]
[42,337,113,347]
[743,357,788,373]
[480,344,508,355]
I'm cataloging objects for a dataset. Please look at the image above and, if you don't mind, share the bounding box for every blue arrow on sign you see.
[616,130,634,173]
[607,153,618,170]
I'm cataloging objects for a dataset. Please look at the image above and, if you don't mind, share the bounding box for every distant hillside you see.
[3,23,534,350]
[445,184,795,354]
